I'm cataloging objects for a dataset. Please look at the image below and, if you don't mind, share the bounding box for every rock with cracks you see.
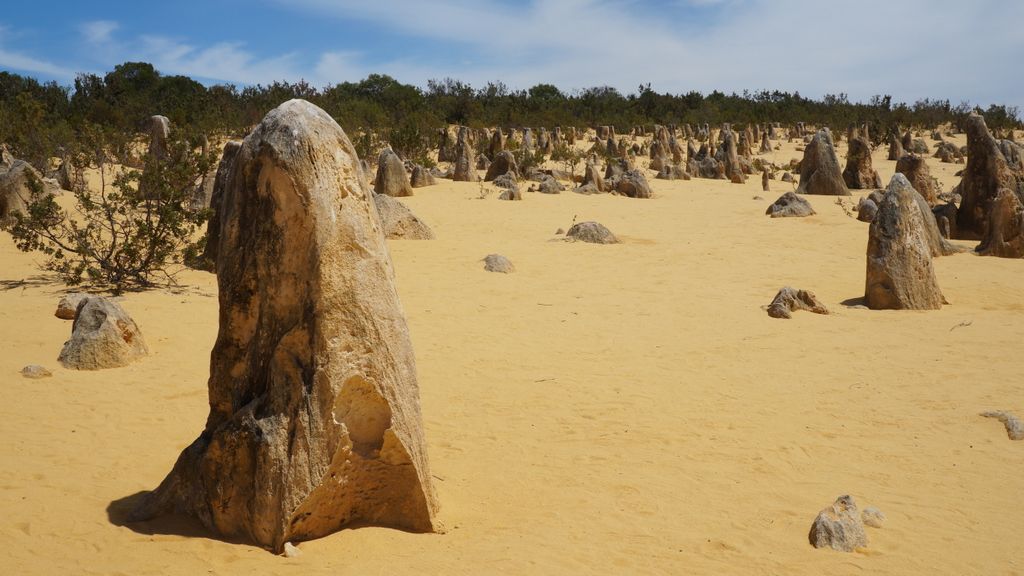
[976,188,1024,258]
[483,254,514,273]
[955,113,1022,239]
[766,192,815,218]
[842,136,881,190]
[374,194,435,240]
[865,174,945,310]
[797,130,850,196]
[58,297,148,370]
[567,221,619,244]
[809,495,868,552]
[766,287,829,319]
[374,149,413,197]
[128,99,439,553]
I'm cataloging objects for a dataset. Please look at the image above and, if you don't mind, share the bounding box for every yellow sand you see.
[1,133,1021,575]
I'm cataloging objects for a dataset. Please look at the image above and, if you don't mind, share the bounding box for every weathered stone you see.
[282,542,302,558]
[582,162,606,192]
[611,169,652,199]
[955,113,1023,239]
[129,100,439,552]
[20,365,53,379]
[483,254,514,273]
[981,410,1024,440]
[410,165,436,188]
[374,149,413,197]
[484,151,518,182]
[55,293,89,320]
[537,175,563,194]
[655,164,690,181]
[975,188,1024,258]
[781,171,795,183]
[452,129,476,182]
[857,198,878,222]
[374,194,434,240]
[809,495,868,552]
[843,136,882,189]
[147,115,171,161]
[201,141,243,270]
[766,287,829,319]
[862,507,886,528]
[865,174,945,310]
[895,155,937,205]
[0,159,57,225]
[765,192,815,218]
[58,297,148,370]
[566,221,618,244]
[888,133,905,161]
[797,130,850,196]
[761,169,770,192]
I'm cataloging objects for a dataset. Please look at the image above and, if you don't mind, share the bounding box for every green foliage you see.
[7,125,213,293]
[550,143,584,179]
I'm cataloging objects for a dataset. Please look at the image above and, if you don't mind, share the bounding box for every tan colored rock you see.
[567,221,618,244]
[766,287,829,319]
[129,99,439,552]
[374,149,413,197]
[797,130,849,196]
[894,154,937,205]
[58,297,148,370]
[842,136,881,189]
[1,159,57,225]
[976,188,1024,258]
[865,174,945,310]
[201,140,243,271]
[55,293,89,320]
[955,113,1022,239]
[374,194,435,240]
[809,495,868,552]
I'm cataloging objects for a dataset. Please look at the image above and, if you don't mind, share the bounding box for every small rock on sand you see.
[862,507,886,528]
[483,254,515,273]
[809,495,868,552]
[981,411,1024,440]
[21,365,53,379]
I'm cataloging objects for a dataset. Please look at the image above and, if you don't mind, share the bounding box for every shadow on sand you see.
[106,491,239,544]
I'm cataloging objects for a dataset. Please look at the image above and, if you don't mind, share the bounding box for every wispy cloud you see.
[80,20,119,45]
[0,23,74,78]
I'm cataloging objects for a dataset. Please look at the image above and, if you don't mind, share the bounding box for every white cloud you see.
[272,0,1024,109]
[0,24,74,78]
[80,20,119,45]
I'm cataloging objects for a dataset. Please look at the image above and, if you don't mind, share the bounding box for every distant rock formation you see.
[374,149,414,197]
[797,130,850,196]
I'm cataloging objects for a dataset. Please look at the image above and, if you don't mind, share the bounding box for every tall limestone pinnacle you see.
[130,99,439,552]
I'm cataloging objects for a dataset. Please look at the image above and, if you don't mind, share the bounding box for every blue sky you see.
[1,0,1022,110]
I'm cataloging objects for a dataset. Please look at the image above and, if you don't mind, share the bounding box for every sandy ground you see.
[1,132,1021,575]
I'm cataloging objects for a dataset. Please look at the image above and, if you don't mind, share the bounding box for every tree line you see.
[2,61,1021,172]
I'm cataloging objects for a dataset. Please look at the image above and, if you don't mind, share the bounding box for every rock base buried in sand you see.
[809,495,868,552]
[862,506,887,528]
[765,192,815,218]
[21,365,53,379]
[566,221,619,244]
[766,287,829,319]
[58,297,148,370]
[129,99,438,553]
[483,254,514,273]
[981,411,1024,440]
[865,174,945,310]
[374,194,435,240]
